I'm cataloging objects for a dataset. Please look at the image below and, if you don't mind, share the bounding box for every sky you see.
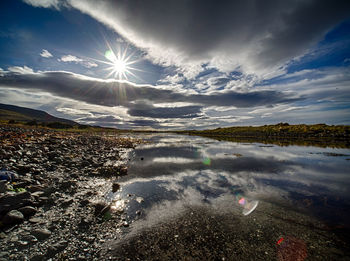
[0,0,349,129]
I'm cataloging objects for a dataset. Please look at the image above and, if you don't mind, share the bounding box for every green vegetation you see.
[0,109,33,122]
[177,123,350,148]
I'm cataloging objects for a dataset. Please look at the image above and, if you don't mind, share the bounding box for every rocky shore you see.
[0,126,140,260]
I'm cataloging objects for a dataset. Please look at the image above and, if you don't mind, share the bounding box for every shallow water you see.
[106,134,350,259]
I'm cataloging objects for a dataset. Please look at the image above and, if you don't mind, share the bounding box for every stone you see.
[119,167,128,176]
[31,191,45,198]
[28,217,42,224]
[26,185,44,193]
[21,234,38,243]
[2,210,24,225]
[31,228,51,240]
[0,191,33,213]
[112,183,120,193]
[18,206,37,217]
[0,181,7,193]
[80,199,90,207]
[93,202,110,216]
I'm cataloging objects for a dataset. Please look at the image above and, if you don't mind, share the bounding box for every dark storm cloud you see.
[129,119,160,128]
[79,115,118,122]
[66,0,350,73]
[0,71,300,111]
[128,102,202,119]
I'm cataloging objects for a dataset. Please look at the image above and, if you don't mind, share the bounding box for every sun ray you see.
[102,44,142,81]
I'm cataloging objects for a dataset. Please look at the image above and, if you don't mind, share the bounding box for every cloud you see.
[128,102,202,119]
[0,70,299,111]
[65,0,350,77]
[7,66,34,74]
[22,0,62,9]
[40,49,53,58]
[58,54,98,68]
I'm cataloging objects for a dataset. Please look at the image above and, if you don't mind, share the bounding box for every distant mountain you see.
[0,103,77,125]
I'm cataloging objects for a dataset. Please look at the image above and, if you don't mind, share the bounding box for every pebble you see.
[2,210,24,225]
[28,217,42,223]
[31,228,51,240]
[0,126,138,259]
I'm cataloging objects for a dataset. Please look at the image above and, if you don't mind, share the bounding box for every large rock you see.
[0,192,33,214]
[18,206,37,217]
[2,210,24,225]
[31,228,51,240]
[112,183,120,193]
[93,202,110,216]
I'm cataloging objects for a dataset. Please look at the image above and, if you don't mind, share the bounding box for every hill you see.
[0,103,77,126]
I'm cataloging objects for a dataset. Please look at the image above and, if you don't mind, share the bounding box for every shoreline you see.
[0,125,140,260]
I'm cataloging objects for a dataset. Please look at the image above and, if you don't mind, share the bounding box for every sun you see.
[113,59,126,73]
[104,48,139,80]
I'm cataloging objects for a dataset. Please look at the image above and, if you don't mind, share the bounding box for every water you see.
[107,134,350,259]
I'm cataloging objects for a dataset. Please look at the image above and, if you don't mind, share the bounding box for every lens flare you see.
[202,157,211,165]
[234,193,259,216]
[238,197,246,205]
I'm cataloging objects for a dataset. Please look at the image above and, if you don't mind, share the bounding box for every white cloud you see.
[40,49,53,58]
[59,54,83,63]
[58,54,98,68]
[7,66,34,74]
[22,0,62,9]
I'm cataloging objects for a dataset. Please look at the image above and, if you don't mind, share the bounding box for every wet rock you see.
[112,183,120,193]
[2,210,24,225]
[21,234,38,243]
[119,166,128,176]
[18,206,37,217]
[93,202,111,216]
[31,228,51,240]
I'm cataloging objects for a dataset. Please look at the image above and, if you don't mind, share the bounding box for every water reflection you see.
[116,134,350,229]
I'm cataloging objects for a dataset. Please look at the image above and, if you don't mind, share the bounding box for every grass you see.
[176,123,350,148]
